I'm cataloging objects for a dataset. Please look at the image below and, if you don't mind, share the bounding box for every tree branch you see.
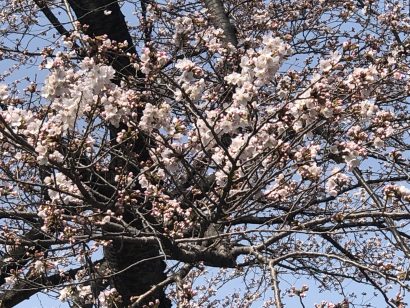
[34,0,72,37]
[269,261,284,308]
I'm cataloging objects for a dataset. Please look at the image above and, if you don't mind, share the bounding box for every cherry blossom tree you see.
[1,0,410,307]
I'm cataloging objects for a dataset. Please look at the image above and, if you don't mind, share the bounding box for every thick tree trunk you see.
[66,1,170,306]
[203,0,238,46]
[67,0,136,77]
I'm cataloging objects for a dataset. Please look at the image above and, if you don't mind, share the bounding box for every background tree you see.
[0,0,410,307]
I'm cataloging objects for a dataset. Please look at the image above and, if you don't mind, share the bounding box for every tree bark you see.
[203,0,238,46]
[67,0,137,77]
[66,1,170,306]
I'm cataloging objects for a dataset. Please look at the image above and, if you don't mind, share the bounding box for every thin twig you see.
[269,261,283,308]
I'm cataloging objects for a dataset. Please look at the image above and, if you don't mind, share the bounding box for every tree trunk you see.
[203,0,238,47]
[66,1,170,306]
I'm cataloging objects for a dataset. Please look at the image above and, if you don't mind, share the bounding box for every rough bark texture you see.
[66,1,170,307]
[203,0,238,46]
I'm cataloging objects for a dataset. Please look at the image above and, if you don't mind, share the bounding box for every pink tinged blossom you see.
[45,172,83,205]
[384,185,410,202]
[33,260,46,273]
[59,287,72,302]
[373,137,384,148]
[4,275,16,286]
[319,51,342,72]
[0,85,9,101]
[326,168,351,197]
[98,288,120,308]
[139,102,171,132]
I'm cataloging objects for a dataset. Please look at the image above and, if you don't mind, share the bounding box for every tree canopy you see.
[0,0,410,307]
